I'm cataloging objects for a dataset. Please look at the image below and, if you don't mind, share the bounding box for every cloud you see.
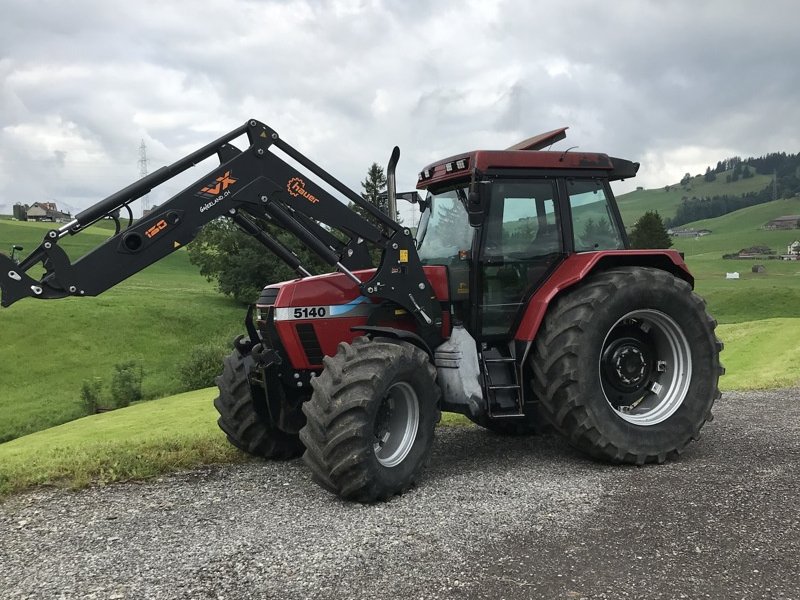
[0,0,798,217]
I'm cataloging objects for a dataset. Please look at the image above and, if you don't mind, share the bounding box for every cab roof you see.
[417,128,639,190]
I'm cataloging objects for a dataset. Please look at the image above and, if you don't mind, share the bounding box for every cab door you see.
[473,179,564,340]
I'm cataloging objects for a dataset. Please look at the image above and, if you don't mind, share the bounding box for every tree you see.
[629,211,673,249]
[349,162,403,226]
[578,218,618,250]
[349,162,388,222]
[731,162,743,182]
[680,173,692,187]
[187,217,325,304]
[704,166,717,182]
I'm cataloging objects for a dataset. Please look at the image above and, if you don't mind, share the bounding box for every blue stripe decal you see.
[329,296,369,316]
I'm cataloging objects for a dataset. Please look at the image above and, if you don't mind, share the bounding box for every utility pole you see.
[138,139,149,214]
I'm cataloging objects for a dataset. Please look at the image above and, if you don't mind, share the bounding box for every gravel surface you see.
[1,388,798,599]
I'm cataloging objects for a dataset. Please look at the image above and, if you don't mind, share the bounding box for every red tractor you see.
[0,120,723,502]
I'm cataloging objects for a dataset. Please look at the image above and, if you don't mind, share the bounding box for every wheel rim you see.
[599,309,692,426]
[373,381,420,468]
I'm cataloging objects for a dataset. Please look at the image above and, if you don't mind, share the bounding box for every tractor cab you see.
[415,131,637,341]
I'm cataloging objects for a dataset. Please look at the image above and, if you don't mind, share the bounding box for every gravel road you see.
[1,388,798,599]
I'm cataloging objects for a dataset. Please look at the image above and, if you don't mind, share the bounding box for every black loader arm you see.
[0,119,443,346]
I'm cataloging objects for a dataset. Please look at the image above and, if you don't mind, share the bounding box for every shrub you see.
[110,361,144,408]
[80,378,104,415]
[178,343,227,391]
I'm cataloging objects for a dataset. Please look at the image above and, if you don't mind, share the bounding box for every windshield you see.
[417,186,473,264]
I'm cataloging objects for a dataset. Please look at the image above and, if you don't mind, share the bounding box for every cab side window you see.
[567,179,624,251]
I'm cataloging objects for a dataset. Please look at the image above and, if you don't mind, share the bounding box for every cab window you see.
[567,179,624,251]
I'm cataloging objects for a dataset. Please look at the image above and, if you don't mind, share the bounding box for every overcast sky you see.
[1,0,798,219]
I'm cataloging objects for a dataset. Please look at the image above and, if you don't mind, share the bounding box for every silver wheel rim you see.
[373,381,420,467]
[599,309,692,426]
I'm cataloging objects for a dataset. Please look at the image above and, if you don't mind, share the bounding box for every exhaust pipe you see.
[386,146,400,223]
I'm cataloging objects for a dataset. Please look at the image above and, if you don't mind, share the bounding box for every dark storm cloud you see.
[0,0,798,217]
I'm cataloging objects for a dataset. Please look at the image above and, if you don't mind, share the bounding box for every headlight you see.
[255,305,271,323]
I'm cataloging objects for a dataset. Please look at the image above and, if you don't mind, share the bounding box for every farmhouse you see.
[736,245,774,259]
[764,215,800,230]
[26,202,71,223]
[780,240,800,260]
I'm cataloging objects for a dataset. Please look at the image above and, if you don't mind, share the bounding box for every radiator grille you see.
[295,323,324,365]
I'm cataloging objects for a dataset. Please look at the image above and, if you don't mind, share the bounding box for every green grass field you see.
[0,220,245,442]
[716,319,800,390]
[0,388,242,496]
[671,197,800,324]
[3,191,800,498]
[669,197,800,389]
[616,169,773,225]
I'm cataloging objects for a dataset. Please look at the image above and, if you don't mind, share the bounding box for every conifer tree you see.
[629,211,673,249]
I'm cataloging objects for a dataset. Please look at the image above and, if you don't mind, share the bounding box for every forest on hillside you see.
[665,152,800,228]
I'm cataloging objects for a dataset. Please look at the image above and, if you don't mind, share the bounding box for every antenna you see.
[138,139,150,214]
[559,145,579,162]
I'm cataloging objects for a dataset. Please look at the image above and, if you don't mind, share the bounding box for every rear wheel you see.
[530,267,723,464]
[300,337,440,502]
[214,349,304,459]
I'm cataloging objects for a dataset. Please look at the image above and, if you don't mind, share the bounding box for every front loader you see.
[0,120,723,502]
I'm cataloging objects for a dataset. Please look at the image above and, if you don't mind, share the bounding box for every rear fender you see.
[515,250,692,346]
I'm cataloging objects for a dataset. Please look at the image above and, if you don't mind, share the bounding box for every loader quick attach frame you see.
[0,119,443,347]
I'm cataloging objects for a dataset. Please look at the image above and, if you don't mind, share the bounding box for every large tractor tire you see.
[300,337,440,502]
[530,267,723,464]
[214,349,304,460]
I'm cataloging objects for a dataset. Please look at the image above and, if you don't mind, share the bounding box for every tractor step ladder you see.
[480,353,525,418]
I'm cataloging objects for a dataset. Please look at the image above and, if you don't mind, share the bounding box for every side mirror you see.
[467,182,489,227]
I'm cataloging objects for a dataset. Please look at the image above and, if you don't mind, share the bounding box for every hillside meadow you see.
[668,197,800,324]
[0,219,244,442]
[2,192,800,496]
[667,197,800,390]
[616,169,772,225]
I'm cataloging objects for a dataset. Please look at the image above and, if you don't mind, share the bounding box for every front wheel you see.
[530,267,723,464]
[300,337,440,502]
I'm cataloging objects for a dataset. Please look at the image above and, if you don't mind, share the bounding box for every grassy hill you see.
[616,169,772,226]
[0,220,245,442]
[669,197,800,324]
[0,313,795,497]
[3,187,800,496]
[673,197,800,256]
[2,189,800,497]
[0,388,241,496]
